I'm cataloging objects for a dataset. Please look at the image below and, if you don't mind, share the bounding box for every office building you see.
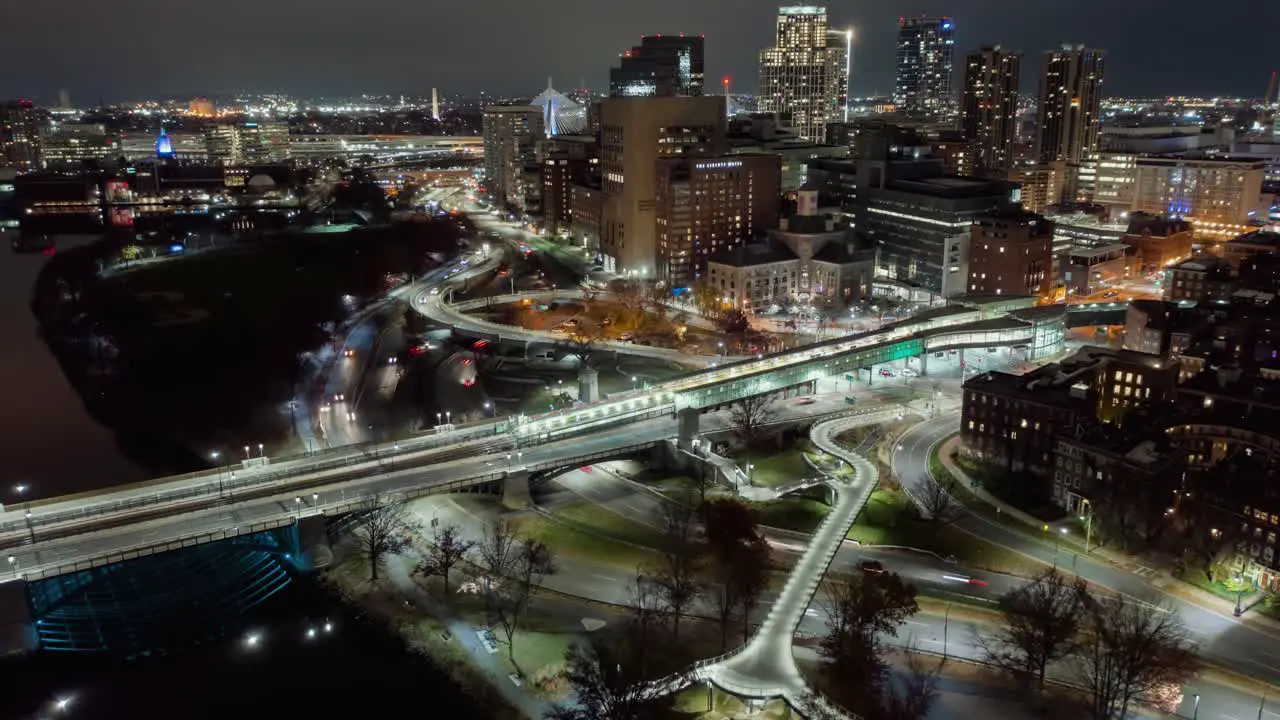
[966,209,1054,297]
[961,46,1021,173]
[726,113,849,193]
[1007,163,1064,213]
[758,6,850,142]
[1164,257,1235,304]
[853,124,1017,296]
[707,189,875,311]
[202,124,240,165]
[1036,45,1105,201]
[536,135,598,235]
[610,34,705,97]
[39,122,120,169]
[1121,213,1193,273]
[653,153,780,286]
[571,180,603,253]
[1058,243,1132,296]
[895,16,956,117]
[0,100,42,171]
[962,346,1175,477]
[1091,151,1266,242]
[1224,230,1280,269]
[239,122,290,164]
[598,95,726,276]
[482,105,544,209]
[930,131,975,176]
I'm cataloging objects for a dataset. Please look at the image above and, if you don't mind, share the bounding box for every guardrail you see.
[19,518,296,582]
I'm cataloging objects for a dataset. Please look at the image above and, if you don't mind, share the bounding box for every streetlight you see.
[6,556,15,576]
[631,376,638,390]
[258,443,264,458]
[23,510,34,544]
[211,451,224,497]
[243,445,251,460]
[1079,498,1093,553]
[445,410,452,425]
[436,412,442,426]
[1192,693,1200,720]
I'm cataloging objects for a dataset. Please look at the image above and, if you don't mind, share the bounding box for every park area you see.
[82,221,464,459]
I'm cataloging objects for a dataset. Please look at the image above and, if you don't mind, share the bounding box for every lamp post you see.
[23,511,34,544]
[13,484,34,541]
[6,556,16,576]
[258,443,264,458]
[243,445,251,460]
[1234,566,1248,618]
[211,451,224,497]
[1080,498,1093,554]
[1192,693,1200,720]
[1055,527,1068,569]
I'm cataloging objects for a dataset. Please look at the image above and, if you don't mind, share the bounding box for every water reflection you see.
[0,229,147,498]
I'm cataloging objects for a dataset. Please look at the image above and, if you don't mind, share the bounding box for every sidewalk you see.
[937,436,1280,637]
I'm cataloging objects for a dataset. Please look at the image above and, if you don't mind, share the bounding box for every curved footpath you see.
[678,414,880,719]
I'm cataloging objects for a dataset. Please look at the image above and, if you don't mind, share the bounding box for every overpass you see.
[0,298,1062,564]
[0,293,1064,648]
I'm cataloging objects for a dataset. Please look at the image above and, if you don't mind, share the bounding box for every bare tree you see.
[914,474,963,525]
[414,523,476,600]
[815,570,926,718]
[979,568,1086,689]
[881,646,942,720]
[1070,594,1200,720]
[650,498,702,640]
[559,321,603,369]
[730,394,776,449]
[351,495,417,582]
[481,522,555,669]
[545,618,686,720]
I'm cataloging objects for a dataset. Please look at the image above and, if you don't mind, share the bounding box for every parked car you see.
[860,560,885,574]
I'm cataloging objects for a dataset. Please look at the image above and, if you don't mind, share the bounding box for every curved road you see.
[894,414,1280,718]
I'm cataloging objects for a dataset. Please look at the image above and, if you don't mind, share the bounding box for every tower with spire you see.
[155,126,176,161]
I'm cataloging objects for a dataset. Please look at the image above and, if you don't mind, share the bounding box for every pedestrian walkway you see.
[678,414,882,719]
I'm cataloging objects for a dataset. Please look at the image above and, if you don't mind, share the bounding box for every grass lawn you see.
[749,485,832,533]
[551,501,665,546]
[749,497,831,534]
[849,489,1045,576]
[648,475,700,496]
[513,513,658,568]
[742,448,811,488]
[1177,567,1253,603]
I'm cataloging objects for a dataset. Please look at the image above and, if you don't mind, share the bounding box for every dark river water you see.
[0,232,147,500]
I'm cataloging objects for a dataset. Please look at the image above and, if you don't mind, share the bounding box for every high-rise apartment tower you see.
[960,46,1021,173]
[895,16,956,116]
[758,6,850,142]
[610,34,705,97]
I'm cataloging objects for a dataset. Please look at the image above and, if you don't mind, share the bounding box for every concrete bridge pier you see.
[677,408,700,451]
[578,366,599,404]
[502,470,532,509]
[919,352,928,376]
[298,514,333,571]
[0,579,36,656]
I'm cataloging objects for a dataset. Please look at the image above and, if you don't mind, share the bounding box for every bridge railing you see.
[15,470,511,582]
[18,517,296,582]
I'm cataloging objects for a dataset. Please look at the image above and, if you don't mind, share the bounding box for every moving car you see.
[859,560,885,574]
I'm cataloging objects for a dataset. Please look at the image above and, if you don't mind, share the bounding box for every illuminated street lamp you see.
[6,556,16,576]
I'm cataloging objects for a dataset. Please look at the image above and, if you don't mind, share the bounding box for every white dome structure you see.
[530,79,588,136]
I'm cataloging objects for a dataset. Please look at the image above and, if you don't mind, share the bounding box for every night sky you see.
[0,1,1270,101]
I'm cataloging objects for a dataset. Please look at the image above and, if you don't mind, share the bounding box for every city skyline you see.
[1,0,1272,103]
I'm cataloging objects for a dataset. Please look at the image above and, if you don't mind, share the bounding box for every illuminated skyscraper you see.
[960,46,1021,173]
[895,16,956,116]
[482,105,544,208]
[0,100,42,171]
[610,34,705,97]
[758,6,850,142]
[1035,45,1105,166]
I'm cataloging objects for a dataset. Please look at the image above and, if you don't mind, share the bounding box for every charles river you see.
[0,232,485,719]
